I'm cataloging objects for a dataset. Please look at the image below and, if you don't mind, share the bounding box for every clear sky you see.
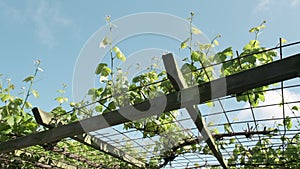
[1,0,300,111]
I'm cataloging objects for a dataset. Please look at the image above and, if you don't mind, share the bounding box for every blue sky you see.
[1,0,300,111]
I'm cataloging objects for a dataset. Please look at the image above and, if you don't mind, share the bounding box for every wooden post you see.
[162,53,228,168]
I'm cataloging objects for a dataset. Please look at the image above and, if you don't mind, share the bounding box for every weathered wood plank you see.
[162,53,228,168]
[0,53,299,154]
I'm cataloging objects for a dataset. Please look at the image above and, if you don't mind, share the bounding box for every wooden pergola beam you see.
[0,53,299,155]
[32,108,145,168]
[162,53,228,168]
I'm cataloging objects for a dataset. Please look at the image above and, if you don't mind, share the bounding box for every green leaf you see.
[9,84,14,90]
[38,67,44,72]
[244,55,256,64]
[211,128,219,134]
[57,89,65,93]
[257,25,266,31]
[180,38,190,49]
[102,67,112,77]
[99,36,109,48]
[95,63,108,75]
[6,116,14,127]
[258,93,265,102]
[205,101,214,107]
[214,47,233,62]
[191,51,200,61]
[292,106,299,111]
[105,15,111,22]
[208,121,214,127]
[213,39,219,46]
[14,98,23,106]
[23,76,34,83]
[229,138,236,144]
[113,46,126,61]
[233,117,239,121]
[243,40,260,50]
[55,97,65,104]
[117,52,126,62]
[180,42,187,49]
[1,94,11,102]
[25,102,32,109]
[198,44,211,50]
[249,27,259,33]
[224,123,231,133]
[95,105,102,112]
[15,116,22,124]
[284,116,293,130]
[281,38,287,44]
[107,101,116,110]
[70,102,75,107]
[31,90,39,98]
[35,59,41,64]
[113,46,121,53]
[249,22,266,33]
[3,128,12,135]
[63,97,68,103]
[222,47,233,57]
[88,88,97,95]
[203,145,210,154]
[191,27,202,34]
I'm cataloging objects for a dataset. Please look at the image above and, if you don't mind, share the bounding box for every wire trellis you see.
[2,39,300,168]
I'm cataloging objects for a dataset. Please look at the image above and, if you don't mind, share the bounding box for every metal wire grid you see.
[82,40,300,168]
[199,81,300,166]
[90,113,198,159]
[4,40,298,168]
[180,85,300,166]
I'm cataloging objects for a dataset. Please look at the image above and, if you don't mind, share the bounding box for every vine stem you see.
[21,61,40,110]
[205,35,219,57]
[107,18,117,107]
[107,17,114,81]
[110,26,114,80]
[189,12,194,86]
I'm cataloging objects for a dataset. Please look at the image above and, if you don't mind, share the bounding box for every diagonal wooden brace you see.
[162,53,228,168]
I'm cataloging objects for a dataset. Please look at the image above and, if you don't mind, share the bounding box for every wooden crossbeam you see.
[0,53,299,157]
[162,53,228,168]
[32,108,145,168]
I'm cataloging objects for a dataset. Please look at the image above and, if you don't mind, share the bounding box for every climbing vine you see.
[0,13,300,169]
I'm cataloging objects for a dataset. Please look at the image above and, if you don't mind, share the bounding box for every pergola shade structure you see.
[1,41,300,168]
